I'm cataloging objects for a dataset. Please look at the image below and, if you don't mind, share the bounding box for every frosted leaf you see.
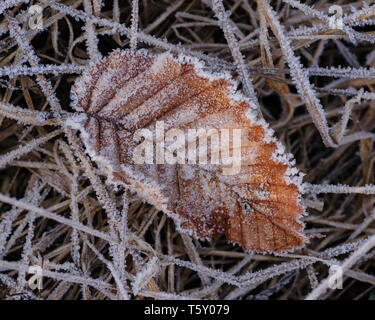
[68,49,306,253]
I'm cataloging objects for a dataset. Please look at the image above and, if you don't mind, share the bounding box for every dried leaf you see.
[69,49,306,252]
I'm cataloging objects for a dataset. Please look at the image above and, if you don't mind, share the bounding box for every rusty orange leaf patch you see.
[68,49,307,253]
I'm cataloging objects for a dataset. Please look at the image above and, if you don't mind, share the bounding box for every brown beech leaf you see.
[68,49,307,253]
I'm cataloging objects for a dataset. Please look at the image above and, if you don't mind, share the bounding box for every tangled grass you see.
[0,0,375,300]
